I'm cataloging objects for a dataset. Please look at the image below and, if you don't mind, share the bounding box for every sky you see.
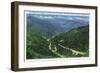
[27,12,89,23]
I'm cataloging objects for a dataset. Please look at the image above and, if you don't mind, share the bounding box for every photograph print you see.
[26,11,89,59]
[11,2,97,71]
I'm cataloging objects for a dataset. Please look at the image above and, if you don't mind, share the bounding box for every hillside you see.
[51,25,89,57]
[26,25,89,59]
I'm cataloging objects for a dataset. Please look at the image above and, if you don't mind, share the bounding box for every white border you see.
[19,5,96,68]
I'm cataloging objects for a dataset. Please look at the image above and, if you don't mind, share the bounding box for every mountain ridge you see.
[27,14,89,38]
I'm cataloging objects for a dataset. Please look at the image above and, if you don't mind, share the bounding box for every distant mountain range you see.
[27,14,89,38]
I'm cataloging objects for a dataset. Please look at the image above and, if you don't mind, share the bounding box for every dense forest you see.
[26,25,89,59]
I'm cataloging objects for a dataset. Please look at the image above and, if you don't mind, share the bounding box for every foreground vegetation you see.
[26,25,89,59]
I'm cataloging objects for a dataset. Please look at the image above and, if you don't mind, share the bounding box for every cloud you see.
[28,13,89,22]
[33,15,54,19]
